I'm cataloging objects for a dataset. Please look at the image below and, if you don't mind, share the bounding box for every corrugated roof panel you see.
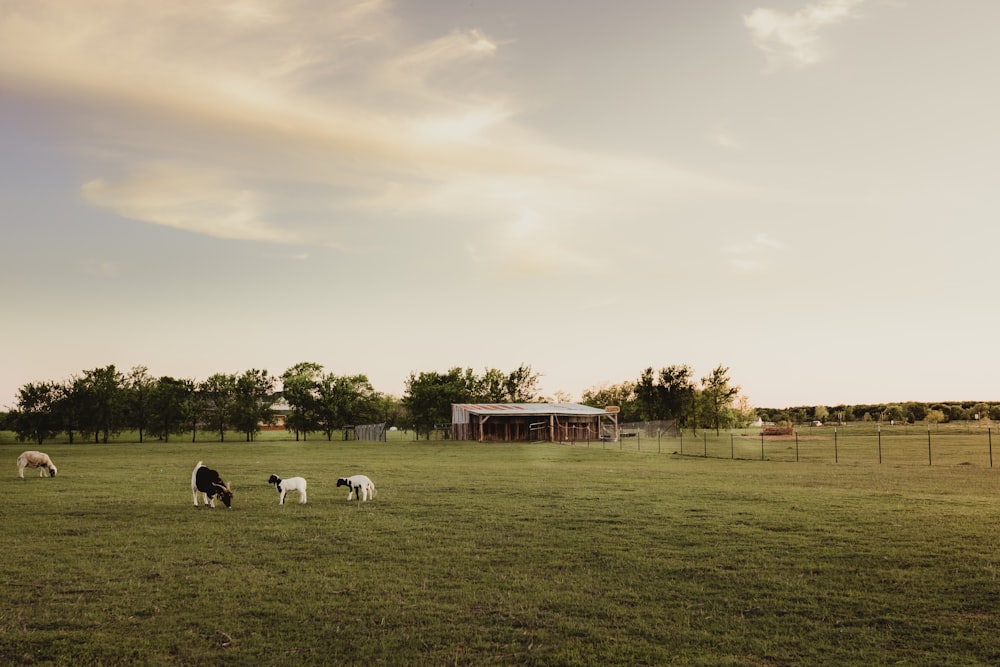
[452,403,609,417]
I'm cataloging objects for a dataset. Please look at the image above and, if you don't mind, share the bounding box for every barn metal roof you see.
[452,403,609,416]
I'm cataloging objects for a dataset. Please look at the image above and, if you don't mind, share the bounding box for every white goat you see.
[267,474,307,504]
[336,475,375,502]
[17,451,57,478]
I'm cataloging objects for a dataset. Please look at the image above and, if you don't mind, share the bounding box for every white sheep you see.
[17,451,57,478]
[336,475,375,502]
[267,474,307,504]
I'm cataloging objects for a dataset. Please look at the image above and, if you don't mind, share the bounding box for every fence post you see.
[760,431,765,460]
[795,430,799,462]
[990,427,993,468]
[834,427,838,464]
[878,426,882,464]
[703,432,707,457]
[927,425,932,466]
[731,433,734,459]
[680,432,684,456]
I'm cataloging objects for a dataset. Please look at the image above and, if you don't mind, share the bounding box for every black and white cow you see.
[191,461,233,508]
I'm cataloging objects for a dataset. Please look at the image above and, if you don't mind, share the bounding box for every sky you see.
[2,0,999,411]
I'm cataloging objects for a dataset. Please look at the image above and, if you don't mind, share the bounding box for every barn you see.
[451,403,619,443]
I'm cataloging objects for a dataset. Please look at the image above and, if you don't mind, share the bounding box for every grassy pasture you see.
[2,437,1000,665]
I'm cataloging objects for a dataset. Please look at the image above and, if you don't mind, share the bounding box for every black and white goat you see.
[17,451,57,478]
[191,461,233,508]
[267,474,307,504]
[336,474,375,502]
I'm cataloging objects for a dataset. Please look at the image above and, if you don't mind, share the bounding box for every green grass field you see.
[2,434,1000,665]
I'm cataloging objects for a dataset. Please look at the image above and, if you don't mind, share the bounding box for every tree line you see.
[3,361,751,444]
[755,401,1000,427]
[12,360,978,446]
[579,364,748,433]
[1,362,550,445]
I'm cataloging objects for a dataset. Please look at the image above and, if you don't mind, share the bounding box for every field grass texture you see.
[2,436,1000,665]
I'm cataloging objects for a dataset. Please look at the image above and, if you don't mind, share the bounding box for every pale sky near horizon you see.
[2,0,998,411]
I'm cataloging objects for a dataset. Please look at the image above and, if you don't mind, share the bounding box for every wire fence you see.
[549,423,1000,467]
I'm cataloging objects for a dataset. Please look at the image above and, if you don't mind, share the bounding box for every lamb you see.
[336,474,375,502]
[17,451,57,478]
[191,461,233,508]
[267,474,307,504]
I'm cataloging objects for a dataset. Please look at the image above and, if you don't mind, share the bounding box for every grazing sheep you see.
[191,461,233,508]
[17,451,57,478]
[267,474,307,504]
[336,475,375,502]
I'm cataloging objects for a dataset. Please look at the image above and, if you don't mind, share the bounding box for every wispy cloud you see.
[81,164,293,243]
[1,0,759,277]
[744,0,864,71]
[722,232,783,272]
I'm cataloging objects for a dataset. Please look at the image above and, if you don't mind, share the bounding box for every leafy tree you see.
[339,374,379,435]
[371,393,406,428]
[581,381,638,422]
[733,395,755,428]
[147,376,194,442]
[281,362,324,440]
[814,405,830,423]
[310,372,380,440]
[884,404,905,424]
[633,365,696,425]
[831,405,853,423]
[77,365,126,443]
[233,369,275,441]
[925,409,946,425]
[12,381,61,445]
[52,377,85,443]
[124,366,155,443]
[476,364,541,403]
[503,363,541,402]
[200,373,237,441]
[700,365,740,435]
[403,368,477,439]
[944,404,967,421]
[903,402,927,424]
[184,384,210,443]
[658,365,697,426]
[634,368,659,421]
